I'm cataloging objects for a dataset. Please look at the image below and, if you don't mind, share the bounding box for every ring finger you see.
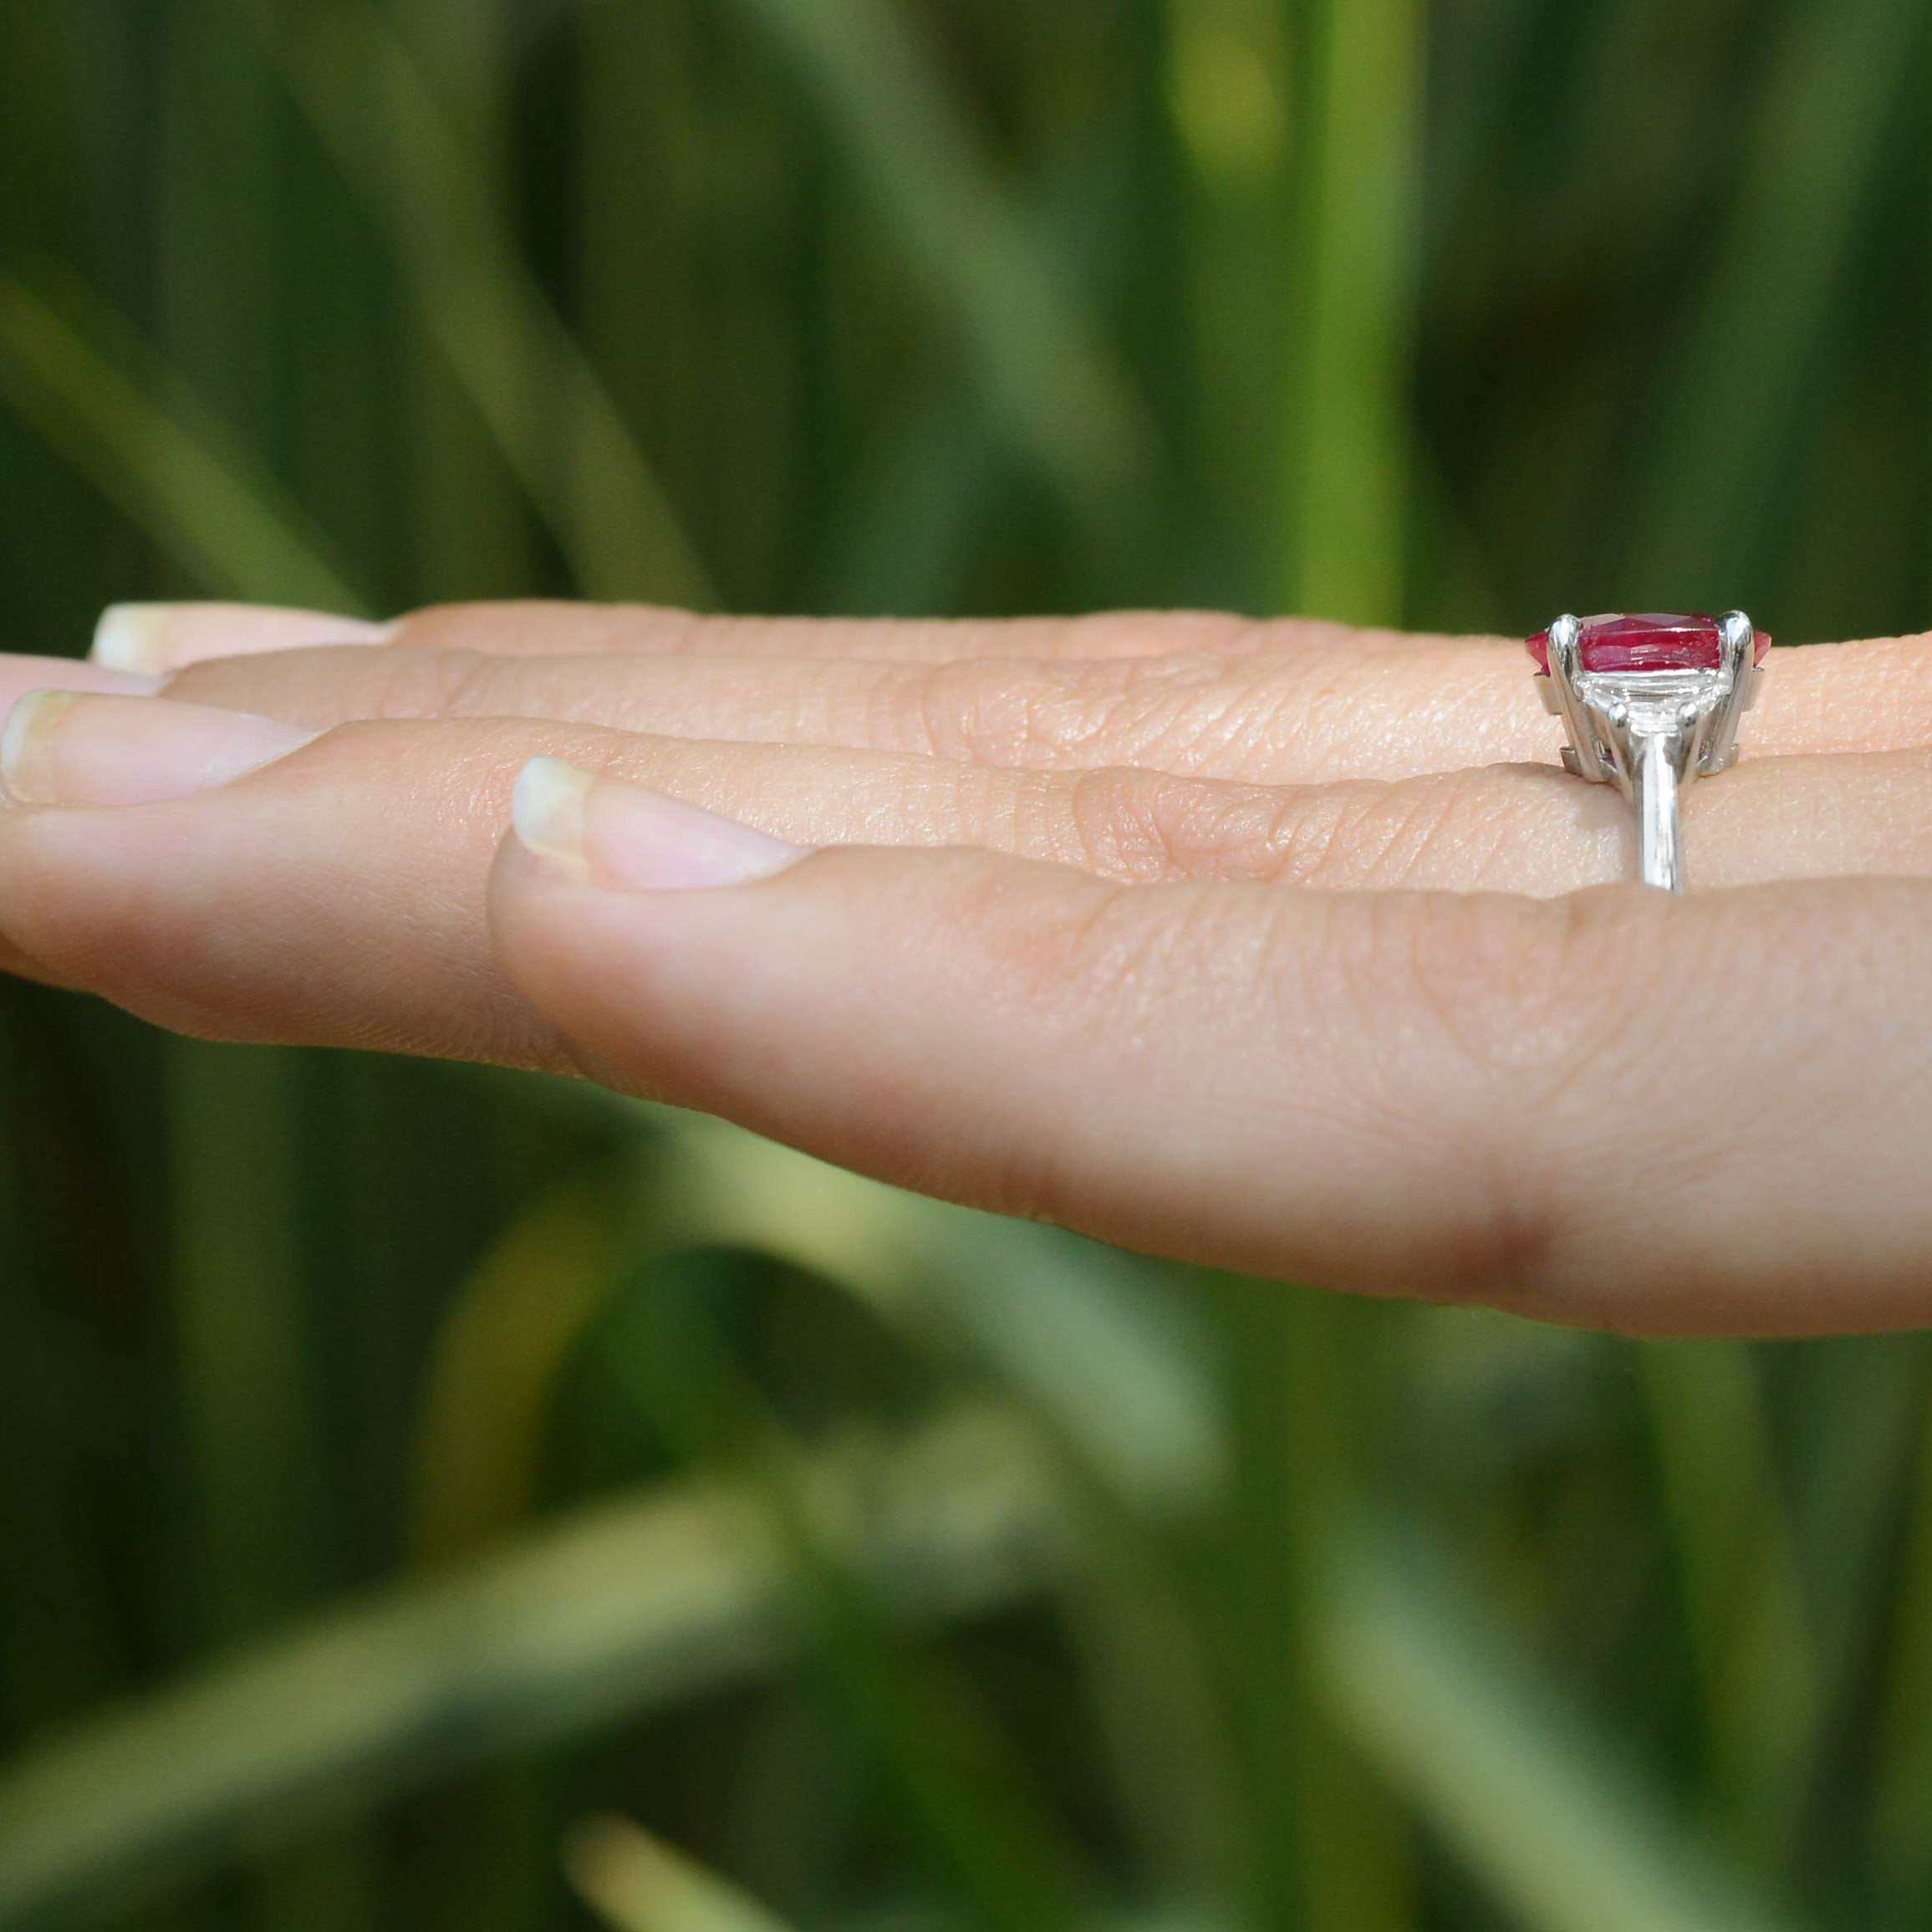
[150,631,1932,789]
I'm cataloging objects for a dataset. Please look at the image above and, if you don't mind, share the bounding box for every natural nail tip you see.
[89,602,394,673]
[0,693,321,808]
[0,691,75,803]
[512,757,597,879]
[510,759,807,891]
[89,605,168,674]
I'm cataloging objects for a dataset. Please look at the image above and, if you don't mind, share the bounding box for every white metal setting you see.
[1537,611,1763,892]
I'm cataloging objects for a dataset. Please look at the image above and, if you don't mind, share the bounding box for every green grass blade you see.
[0,1407,1063,1932]
[566,1816,801,1932]
[708,0,1160,552]
[1639,1343,1818,1865]
[0,1007,125,1737]
[606,1253,1093,1932]
[0,269,369,611]
[391,0,537,604]
[1324,1539,1806,1932]
[1624,0,1923,604]
[409,1173,634,1565]
[637,1115,1225,1515]
[1866,1369,1932,1914]
[163,1045,333,1649]
[1165,0,1293,608]
[1223,1285,1413,1932]
[609,1121,1246,1914]
[1276,0,1427,624]
[235,0,712,608]
[161,1038,382,1932]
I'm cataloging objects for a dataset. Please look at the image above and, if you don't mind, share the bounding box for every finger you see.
[106,598,1932,774]
[0,653,162,707]
[118,598,1438,670]
[0,650,175,984]
[159,636,1562,782]
[8,681,1932,904]
[5,688,1932,1073]
[163,630,1932,790]
[490,777,1932,1335]
[89,604,391,674]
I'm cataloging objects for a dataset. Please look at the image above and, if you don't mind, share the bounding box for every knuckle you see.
[1064,767,1297,882]
[913,655,1243,769]
[1357,889,1644,1099]
[366,645,502,720]
[1334,777,1490,888]
[1257,775,1522,891]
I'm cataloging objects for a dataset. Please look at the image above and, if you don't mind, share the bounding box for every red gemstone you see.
[1527,613,1771,675]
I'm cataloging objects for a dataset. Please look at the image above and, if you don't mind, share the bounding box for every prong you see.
[1593,697,1636,796]
[1543,614,1609,782]
[1701,611,1755,774]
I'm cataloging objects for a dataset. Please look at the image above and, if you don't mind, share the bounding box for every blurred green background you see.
[3,3,1931,1930]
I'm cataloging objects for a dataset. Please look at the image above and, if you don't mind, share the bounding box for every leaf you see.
[0,269,369,612]
[709,0,1160,549]
[410,1171,637,1566]
[1624,0,1924,601]
[1277,0,1428,624]
[0,1408,1063,1932]
[1323,1537,1805,1932]
[564,1816,800,1932]
[1638,1342,1818,1862]
[232,0,713,607]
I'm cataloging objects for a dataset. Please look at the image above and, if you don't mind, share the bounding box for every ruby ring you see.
[1527,612,1768,892]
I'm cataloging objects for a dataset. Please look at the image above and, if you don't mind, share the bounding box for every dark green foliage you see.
[2,5,1929,1930]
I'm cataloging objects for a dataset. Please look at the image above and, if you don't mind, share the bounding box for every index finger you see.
[490,792,1932,1338]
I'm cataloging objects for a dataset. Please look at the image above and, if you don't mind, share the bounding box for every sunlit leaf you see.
[0,269,368,611]
[566,1816,800,1932]
[232,0,713,607]
[1277,0,1427,623]
[0,1407,1063,1932]
[1325,1540,1803,1932]
[1638,1343,1818,1863]
[1624,0,1923,601]
[707,0,1160,548]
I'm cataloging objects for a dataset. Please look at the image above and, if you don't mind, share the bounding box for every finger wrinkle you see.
[1056,766,1292,884]
[1353,772,1490,889]
[1065,660,1191,768]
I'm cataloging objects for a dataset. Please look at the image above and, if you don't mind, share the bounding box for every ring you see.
[1528,612,1768,892]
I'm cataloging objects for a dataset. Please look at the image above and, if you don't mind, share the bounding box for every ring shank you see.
[1637,732,1683,891]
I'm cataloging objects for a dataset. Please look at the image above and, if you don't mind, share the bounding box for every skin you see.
[2,600,1929,1337]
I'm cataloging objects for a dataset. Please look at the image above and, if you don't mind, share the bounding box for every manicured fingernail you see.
[1,694,320,807]
[91,603,391,674]
[512,758,807,890]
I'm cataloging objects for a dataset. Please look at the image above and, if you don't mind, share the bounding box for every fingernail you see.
[511,757,807,890]
[0,654,162,716]
[1,694,320,807]
[92,603,391,675]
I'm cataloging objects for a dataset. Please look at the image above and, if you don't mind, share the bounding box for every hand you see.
[3,601,1929,1335]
